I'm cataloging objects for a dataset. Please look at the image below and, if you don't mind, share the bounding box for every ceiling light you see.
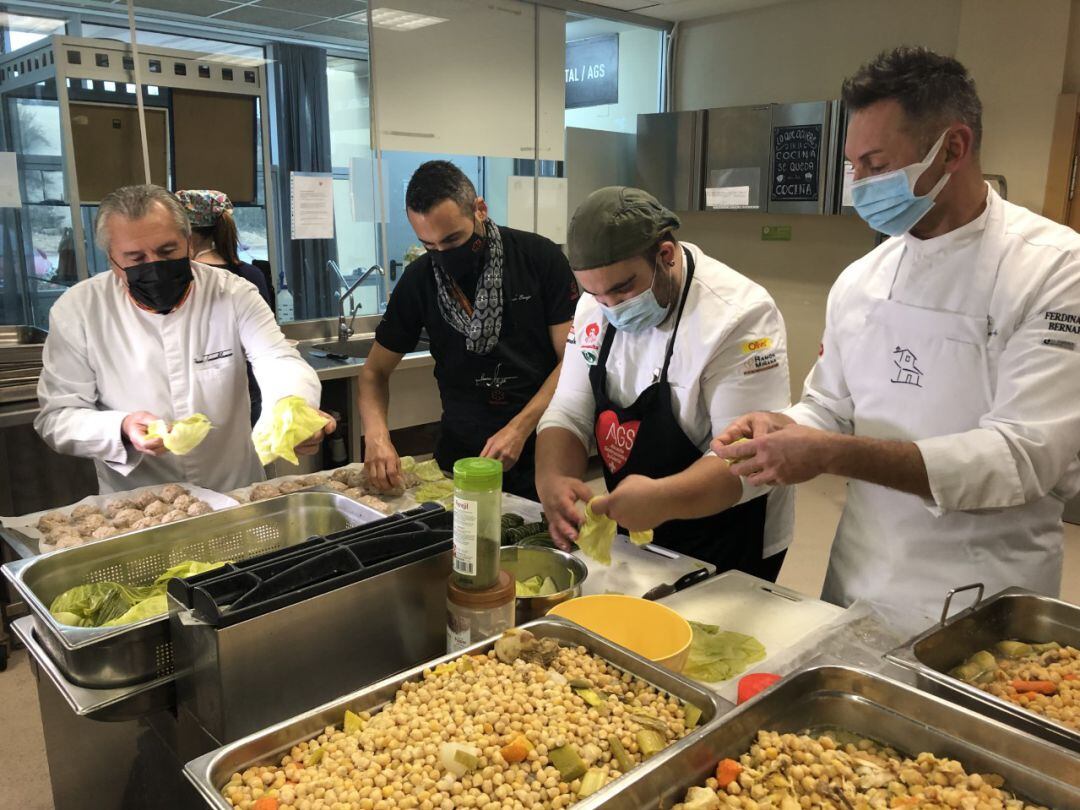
[362,8,448,31]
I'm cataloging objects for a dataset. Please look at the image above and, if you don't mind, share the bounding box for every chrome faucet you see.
[335,264,385,342]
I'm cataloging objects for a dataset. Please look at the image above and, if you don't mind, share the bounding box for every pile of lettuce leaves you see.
[683,620,767,683]
[49,560,226,628]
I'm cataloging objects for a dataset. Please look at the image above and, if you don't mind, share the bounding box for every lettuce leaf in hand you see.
[252,396,328,465]
[576,498,616,565]
[146,413,212,455]
[682,621,766,683]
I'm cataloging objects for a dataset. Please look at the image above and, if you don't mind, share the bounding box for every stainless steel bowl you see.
[499,546,587,623]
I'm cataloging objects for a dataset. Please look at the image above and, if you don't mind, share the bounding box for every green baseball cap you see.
[567,186,681,271]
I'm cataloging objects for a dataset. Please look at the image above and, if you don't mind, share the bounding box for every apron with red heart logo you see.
[589,251,769,571]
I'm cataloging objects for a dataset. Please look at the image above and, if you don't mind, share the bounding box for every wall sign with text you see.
[565,35,619,109]
[771,124,821,202]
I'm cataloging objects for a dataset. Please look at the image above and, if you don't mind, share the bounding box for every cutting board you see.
[659,570,844,703]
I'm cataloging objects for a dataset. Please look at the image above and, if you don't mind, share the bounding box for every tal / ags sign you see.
[565,35,619,109]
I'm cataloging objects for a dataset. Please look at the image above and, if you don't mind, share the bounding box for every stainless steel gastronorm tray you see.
[597,665,1080,808]
[886,585,1080,752]
[2,492,384,688]
[184,617,725,810]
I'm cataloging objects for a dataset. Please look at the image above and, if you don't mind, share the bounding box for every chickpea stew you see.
[949,641,1080,732]
[672,729,1046,810]
[221,629,704,810]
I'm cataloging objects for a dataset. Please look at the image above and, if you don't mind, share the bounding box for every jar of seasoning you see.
[451,457,502,590]
[447,570,515,653]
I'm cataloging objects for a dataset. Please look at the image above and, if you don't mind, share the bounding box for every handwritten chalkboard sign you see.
[771,124,821,202]
[565,35,619,109]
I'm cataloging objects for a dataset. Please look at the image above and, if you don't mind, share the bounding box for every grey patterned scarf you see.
[433,218,504,355]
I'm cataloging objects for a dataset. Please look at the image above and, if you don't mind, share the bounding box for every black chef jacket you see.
[375,225,577,496]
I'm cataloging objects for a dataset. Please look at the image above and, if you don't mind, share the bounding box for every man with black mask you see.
[361,161,577,499]
[36,184,329,494]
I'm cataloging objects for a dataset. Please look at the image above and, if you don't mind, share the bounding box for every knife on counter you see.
[642,566,711,601]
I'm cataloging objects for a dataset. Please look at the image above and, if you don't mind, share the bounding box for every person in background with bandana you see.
[360,161,577,499]
[35,184,331,494]
[176,188,272,425]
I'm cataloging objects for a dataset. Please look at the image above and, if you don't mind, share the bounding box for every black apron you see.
[588,249,769,573]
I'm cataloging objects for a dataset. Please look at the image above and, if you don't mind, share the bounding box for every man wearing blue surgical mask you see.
[715,47,1080,620]
[536,187,794,580]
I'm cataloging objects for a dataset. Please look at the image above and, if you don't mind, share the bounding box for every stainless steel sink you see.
[309,337,377,360]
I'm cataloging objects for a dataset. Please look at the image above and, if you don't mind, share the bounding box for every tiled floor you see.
[2,474,1078,809]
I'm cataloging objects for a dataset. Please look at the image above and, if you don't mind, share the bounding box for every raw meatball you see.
[172,494,196,511]
[278,480,304,494]
[345,469,366,489]
[111,508,144,528]
[130,516,159,530]
[76,514,108,533]
[129,491,159,510]
[162,509,188,524]
[46,526,82,546]
[103,499,135,519]
[91,526,120,540]
[143,500,169,518]
[250,483,281,501]
[187,501,212,517]
[227,489,251,504]
[402,471,421,489]
[325,480,348,492]
[71,504,100,520]
[55,535,84,549]
[36,512,70,533]
[355,495,391,514]
[157,484,188,504]
[299,475,326,488]
[330,468,353,484]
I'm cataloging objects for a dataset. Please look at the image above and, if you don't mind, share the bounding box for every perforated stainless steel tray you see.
[2,491,384,688]
[184,617,725,809]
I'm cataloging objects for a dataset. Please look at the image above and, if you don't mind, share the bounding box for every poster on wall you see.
[771,124,821,203]
[565,34,619,109]
[290,172,335,240]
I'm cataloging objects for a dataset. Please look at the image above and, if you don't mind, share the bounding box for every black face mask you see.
[120,256,194,314]
[432,226,486,281]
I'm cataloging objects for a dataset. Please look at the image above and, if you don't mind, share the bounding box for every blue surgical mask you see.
[599,261,670,333]
[850,130,951,236]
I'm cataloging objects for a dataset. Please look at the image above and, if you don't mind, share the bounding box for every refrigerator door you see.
[703,105,772,212]
[634,111,705,212]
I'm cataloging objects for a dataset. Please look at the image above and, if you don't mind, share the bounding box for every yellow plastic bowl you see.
[548,594,693,672]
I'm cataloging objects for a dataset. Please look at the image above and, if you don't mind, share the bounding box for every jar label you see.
[453,496,478,576]
[447,621,471,653]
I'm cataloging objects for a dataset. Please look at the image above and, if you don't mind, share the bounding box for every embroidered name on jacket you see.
[1045,311,1080,334]
[195,349,234,364]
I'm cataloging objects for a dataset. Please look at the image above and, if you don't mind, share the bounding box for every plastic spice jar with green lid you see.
[451,457,503,590]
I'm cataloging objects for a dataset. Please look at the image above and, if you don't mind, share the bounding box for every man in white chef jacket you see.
[35,184,330,494]
[716,47,1080,620]
[536,187,794,581]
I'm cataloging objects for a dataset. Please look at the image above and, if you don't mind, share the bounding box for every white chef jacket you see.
[788,187,1080,613]
[35,262,322,494]
[539,242,794,558]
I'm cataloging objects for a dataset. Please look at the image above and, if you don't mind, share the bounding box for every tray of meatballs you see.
[2,483,235,553]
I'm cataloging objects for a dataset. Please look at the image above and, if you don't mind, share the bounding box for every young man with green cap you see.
[535,186,793,579]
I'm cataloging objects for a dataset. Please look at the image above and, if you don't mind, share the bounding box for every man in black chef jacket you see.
[360,161,576,499]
